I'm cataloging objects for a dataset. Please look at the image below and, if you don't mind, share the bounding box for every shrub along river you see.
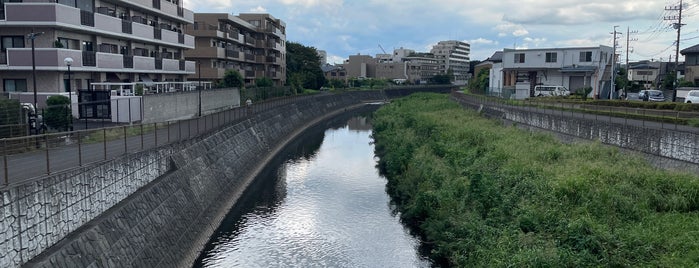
[193,105,431,267]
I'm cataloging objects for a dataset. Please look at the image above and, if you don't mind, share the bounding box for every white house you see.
[495,45,614,99]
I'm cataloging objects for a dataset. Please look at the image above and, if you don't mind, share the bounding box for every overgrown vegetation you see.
[372,93,699,267]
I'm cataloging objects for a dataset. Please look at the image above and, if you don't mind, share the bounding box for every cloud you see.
[470,38,497,45]
[495,22,529,37]
[250,5,267,12]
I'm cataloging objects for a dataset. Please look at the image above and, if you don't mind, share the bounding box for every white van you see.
[534,85,570,97]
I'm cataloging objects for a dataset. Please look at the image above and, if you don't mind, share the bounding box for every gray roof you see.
[487,51,503,62]
[681,44,699,55]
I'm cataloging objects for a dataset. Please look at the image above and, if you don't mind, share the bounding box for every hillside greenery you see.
[372,93,699,267]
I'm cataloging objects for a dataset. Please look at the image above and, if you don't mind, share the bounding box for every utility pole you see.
[665,0,685,102]
[625,27,638,98]
[611,26,621,100]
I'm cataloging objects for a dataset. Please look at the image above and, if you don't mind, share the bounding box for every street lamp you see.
[64,57,74,131]
[198,61,202,117]
[28,30,43,134]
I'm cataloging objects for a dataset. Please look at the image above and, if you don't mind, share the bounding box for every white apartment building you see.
[430,40,470,85]
[0,0,196,100]
[499,45,614,99]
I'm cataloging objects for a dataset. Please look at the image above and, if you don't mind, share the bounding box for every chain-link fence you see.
[0,94,308,187]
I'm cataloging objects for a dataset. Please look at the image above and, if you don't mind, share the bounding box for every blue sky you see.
[184,0,699,64]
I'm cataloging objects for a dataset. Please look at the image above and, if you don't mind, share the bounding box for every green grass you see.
[372,93,699,267]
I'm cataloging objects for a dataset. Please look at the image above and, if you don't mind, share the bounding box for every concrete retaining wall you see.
[452,93,699,172]
[142,88,241,123]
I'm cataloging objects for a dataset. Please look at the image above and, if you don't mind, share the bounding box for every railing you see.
[80,10,94,26]
[122,20,132,34]
[0,52,6,65]
[0,95,311,186]
[123,55,134,68]
[177,6,183,17]
[82,51,96,66]
[152,0,160,9]
[178,33,184,44]
[154,28,162,40]
[225,50,239,58]
[155,57,162,69]
[245,54,254,61]
[179,60,185,71]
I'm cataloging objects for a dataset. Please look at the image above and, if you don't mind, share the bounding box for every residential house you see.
[497,45,614,99]
[680,44,699,85]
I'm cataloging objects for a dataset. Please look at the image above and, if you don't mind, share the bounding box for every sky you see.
[183,0,699,65]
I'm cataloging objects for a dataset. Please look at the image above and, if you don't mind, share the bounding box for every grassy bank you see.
[372,93,699,267]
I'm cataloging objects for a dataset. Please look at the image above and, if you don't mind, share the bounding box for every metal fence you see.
[0,94,309,187]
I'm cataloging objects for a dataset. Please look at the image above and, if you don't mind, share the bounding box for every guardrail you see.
[0,95,310,187]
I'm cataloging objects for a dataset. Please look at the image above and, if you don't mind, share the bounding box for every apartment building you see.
[184,13,286,86]
[430,40,470,85]
[498,45,614,99]
[0,0,196,96]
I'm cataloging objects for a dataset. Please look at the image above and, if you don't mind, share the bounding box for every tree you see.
[221,70,244,88]
[468,68,490,93]
[286,42,326,90]
[615,68,629,93]
[430,74,452,85]
[327,78,346,89]
[44,95,71,131]
[255,77,273,87]
[662,72,676,90]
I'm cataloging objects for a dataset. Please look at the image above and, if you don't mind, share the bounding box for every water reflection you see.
[194,108,430,268]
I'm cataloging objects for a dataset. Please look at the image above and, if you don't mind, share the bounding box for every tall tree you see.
[286,42,326,90]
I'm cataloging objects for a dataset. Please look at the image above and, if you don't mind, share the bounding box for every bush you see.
[44,95,71,131]
[255,77,273,88]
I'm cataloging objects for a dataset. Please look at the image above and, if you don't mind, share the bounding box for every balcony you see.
[3,3,193,48]
[245,54,254,61]
[245,70,255,78]
[225,50,239,59]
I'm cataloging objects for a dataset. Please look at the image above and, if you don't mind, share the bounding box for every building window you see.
[514,53,525,63]
[579,51,592,62]
[1,36,24,52]
[545,52,557,63]
[4,79,27,92]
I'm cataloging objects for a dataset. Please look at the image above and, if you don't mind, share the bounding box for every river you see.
[193,107,430,267]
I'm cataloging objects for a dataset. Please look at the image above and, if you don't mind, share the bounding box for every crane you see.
[378,44,387,54]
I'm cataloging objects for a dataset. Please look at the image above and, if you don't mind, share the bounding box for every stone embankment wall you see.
[452,92,699,173]
[0,87,452,268]
[18,93,374,268]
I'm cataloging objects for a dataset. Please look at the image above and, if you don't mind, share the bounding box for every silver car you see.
[643,90,665,102]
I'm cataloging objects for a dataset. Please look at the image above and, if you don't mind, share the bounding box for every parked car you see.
[641,90,665,102]
[685,90,699,103]
[625,92,639,101]
[638,90,648,101]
